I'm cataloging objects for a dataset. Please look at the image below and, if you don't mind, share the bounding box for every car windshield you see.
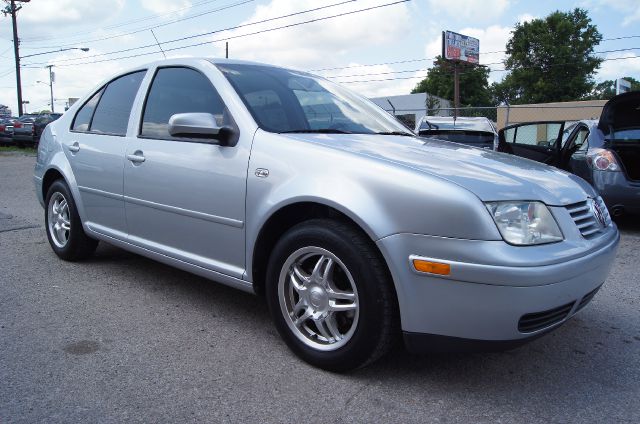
[420,119,494,132]
[216,63,412,135]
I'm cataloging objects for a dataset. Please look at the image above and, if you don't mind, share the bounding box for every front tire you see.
[45,179,98,261]
[266,219,399,371]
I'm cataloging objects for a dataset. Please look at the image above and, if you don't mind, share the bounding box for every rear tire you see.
[45,179,98,261]
[266,219,399,371]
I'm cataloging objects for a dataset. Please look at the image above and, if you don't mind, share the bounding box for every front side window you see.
[217,63,412,135]
[140,67,234,140]
[90,71,146,136]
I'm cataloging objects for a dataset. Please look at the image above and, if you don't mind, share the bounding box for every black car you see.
[497,92,640,217]
[12,113,62,147]
[0,117,18,145]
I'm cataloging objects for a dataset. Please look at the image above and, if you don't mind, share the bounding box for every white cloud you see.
[19,0,125,24]
[597,52,640,82]
[141,0,192,15]
[213,0,411,71]
[581,0,640,26]
[328,64,425,97]
[426,0,511,22]
[516,13,536,24]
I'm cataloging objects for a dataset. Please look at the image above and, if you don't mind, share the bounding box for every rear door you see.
[65,70,146,238]
[498,121,566,167]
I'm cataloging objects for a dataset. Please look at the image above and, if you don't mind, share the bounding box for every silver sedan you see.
[34,58,619,371]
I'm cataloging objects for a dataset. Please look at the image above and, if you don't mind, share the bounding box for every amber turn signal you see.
[412,259,451,275]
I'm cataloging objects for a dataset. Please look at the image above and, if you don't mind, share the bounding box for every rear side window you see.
[72,89,103,131]
[140,67,233,140]
[90,71,146,136]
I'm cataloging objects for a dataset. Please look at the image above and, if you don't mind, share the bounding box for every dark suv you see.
[13,113,62,147]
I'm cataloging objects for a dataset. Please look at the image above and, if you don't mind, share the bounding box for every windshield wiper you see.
[279,128,352,134]
[375,131,414,136]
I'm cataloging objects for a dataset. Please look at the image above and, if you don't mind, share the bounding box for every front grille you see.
[565,200,606,240]
[518,301,575,333]
[576,285,602,312]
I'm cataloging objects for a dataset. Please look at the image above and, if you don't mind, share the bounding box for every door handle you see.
[126,151,145,163]
[67,142,80,153]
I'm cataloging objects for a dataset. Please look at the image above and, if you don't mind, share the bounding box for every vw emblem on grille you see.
[592,199,607,228]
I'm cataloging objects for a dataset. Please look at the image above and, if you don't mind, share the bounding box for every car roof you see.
[422,116,490,123]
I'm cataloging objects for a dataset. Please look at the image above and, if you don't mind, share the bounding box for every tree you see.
[411,56,493,107]
[493,8,602,104]
[585,77,640,100]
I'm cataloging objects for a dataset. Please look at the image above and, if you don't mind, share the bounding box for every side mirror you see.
[168,112,236,146]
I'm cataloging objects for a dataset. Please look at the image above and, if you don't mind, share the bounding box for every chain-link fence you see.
[382,100,608,130]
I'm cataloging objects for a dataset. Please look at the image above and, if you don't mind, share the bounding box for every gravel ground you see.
[1,153,639,423]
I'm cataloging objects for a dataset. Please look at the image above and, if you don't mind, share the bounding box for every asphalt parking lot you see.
[1,152,639,423]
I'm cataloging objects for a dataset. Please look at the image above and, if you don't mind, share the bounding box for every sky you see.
[0,0,639,114]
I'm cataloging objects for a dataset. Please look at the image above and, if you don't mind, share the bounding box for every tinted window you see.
[218,63,412,135]
[90,71,145,135]
[73,88,104,132]
[505,123,563,147]
[141,67,233,140]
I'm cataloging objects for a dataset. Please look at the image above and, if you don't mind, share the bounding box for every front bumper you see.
[376,229,619,351]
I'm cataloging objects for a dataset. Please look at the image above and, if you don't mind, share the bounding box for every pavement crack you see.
[0,224,41,233]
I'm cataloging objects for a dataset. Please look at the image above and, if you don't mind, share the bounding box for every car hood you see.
[283,133,595,205]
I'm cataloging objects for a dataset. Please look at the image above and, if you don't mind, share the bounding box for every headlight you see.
[486,201,563,245]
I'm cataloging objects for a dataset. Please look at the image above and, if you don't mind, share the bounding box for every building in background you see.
[497,100,607,129]
[370,92,451,129]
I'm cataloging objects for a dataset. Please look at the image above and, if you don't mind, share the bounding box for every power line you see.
[22,0,358,66]
[324,47,640,79]
[19,0,256,50]
[335,55,640,84]
[23,0,409,68]
[18,0,228,44]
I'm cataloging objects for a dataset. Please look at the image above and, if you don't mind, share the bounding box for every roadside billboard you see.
[442,30,479,64]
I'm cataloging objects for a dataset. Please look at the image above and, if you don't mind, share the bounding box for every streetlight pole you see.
[46,65,54,113]
[21,47,89,59]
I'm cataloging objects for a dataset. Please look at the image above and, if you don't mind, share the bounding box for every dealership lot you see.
[1,153,639,423]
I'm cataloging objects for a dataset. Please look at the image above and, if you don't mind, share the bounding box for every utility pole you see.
[3,0,30,116]
[46,64,54,113]
[453,63,460,119]
[225,42,229,59]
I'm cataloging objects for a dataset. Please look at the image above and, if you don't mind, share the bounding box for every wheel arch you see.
[250,201,392,299]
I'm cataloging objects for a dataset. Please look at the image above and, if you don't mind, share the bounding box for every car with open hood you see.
[497,92,640,217]
[34,58,619,371]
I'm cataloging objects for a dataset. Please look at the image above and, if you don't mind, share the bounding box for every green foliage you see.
[584,77,640,100]
[493,8,602,104]
[411,56,493,107]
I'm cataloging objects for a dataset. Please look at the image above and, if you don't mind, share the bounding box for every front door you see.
[498,121,566,167]
[123,66,249,278]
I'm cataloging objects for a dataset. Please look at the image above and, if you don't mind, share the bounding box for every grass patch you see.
[0,145,37,154]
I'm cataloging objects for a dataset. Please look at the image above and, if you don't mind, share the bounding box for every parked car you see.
[0,117,18,145]
[34,59,619,371]
[497,92,640,217]
[13,113,62,147]
[416,116,498,149]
